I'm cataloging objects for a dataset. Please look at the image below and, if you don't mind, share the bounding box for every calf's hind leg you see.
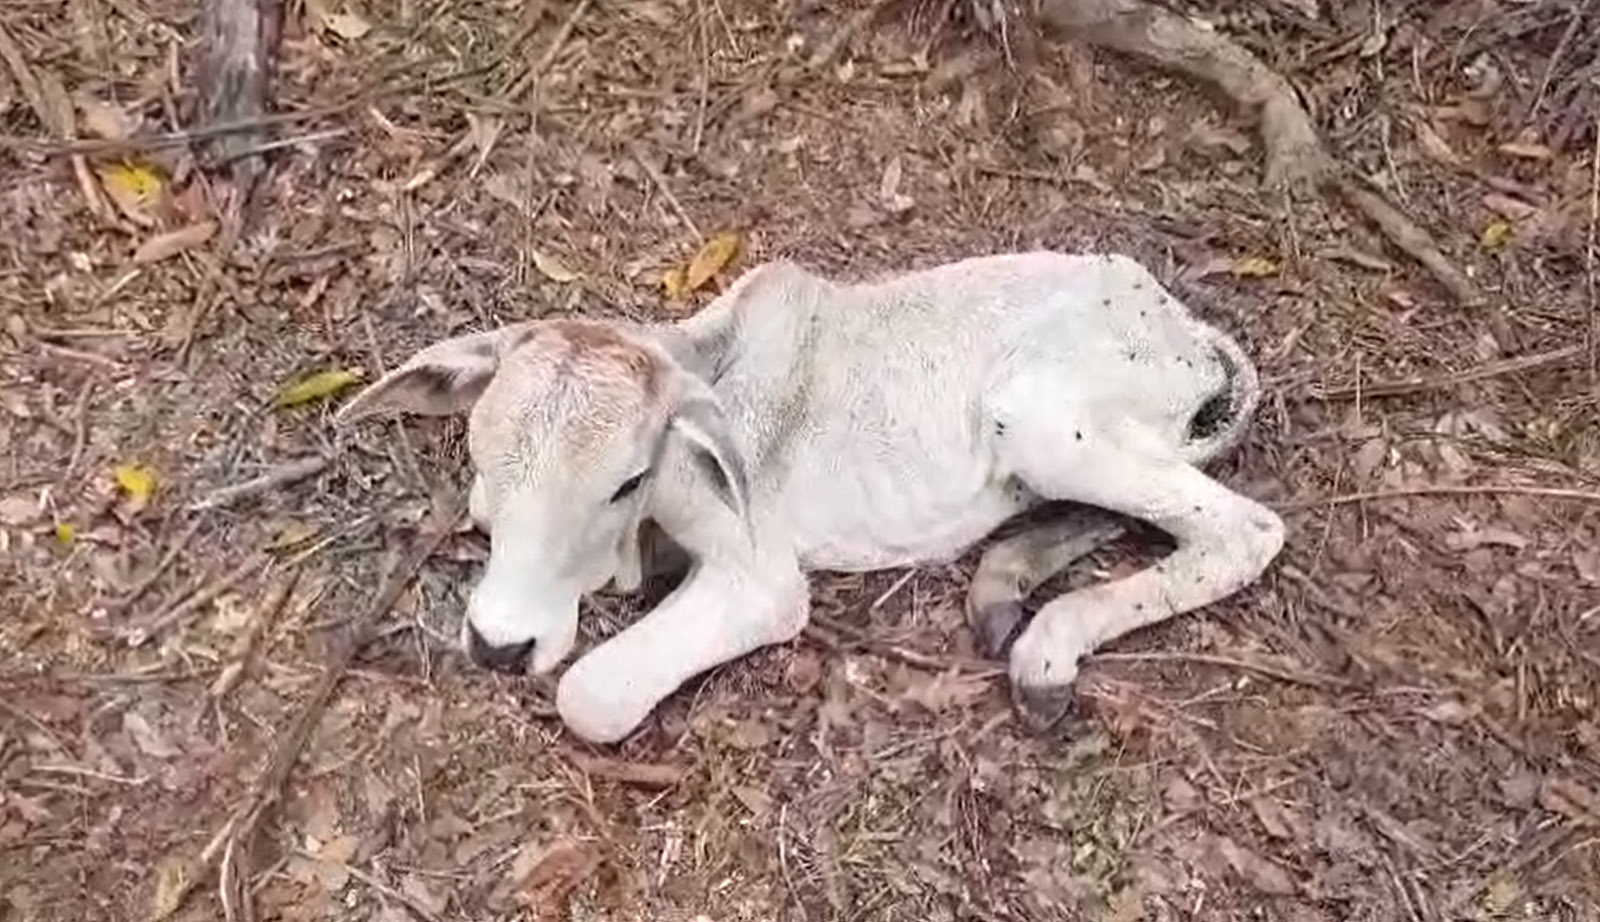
[996,426,1285,727]
[966,507,1128,658]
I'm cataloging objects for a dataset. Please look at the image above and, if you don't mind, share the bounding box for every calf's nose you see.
[465,622,535,674]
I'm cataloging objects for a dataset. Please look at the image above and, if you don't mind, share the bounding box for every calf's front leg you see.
[556,557,808,743]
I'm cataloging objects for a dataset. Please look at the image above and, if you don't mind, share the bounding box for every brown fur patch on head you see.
[507,319,665,400]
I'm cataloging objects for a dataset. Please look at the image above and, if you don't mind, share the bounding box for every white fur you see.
[338,252,1285,743]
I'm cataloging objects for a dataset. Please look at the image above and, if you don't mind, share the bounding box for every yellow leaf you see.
[1230,256,1279,278]
[660,266,688,301]
[113,464,157,504]
[275,368,364,409]
[533,250,580,283]
[685,231,742,292]
[97,160,165,226]
[149,857,189,921]
[54,522,75,545]
[1480,219,1514,250]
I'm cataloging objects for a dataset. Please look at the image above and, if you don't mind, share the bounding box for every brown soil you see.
[2,1,1599,920]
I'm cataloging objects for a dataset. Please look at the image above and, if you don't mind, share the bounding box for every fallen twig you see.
[160,507,458,922]
[1280,484,1600,511]
[189,456,330,511]
[209,571,299,702]
[1334,178,1482,306]
[566,751,688,788]
[501,0,594,103]
[1311,344,1582,400]
[110,520,207,613]
[308,854,444,922]
[807,614,1002,677]
[1086,650,1351,691]
[126,553,270,647]
[631,144,703,242]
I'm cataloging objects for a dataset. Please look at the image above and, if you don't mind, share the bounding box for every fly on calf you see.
[336,251,1286,743]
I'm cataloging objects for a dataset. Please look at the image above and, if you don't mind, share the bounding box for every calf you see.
[337,252,1285,743]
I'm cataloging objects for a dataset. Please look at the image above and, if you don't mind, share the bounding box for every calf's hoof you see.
[972,601,1027,659]
[1010,681,1079,734]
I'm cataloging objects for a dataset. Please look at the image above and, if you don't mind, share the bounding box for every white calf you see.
[337,252,1285,743]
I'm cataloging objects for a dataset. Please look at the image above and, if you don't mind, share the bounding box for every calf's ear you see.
[670,386,749,522]
[336,326,521,423]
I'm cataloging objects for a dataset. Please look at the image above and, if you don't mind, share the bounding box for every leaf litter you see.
[5,1,1600,920]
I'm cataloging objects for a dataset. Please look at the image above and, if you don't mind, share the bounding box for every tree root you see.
[1036,0,1333,189]
[996,0,1483,306]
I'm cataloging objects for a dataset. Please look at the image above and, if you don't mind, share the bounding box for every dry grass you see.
[2,0,1600,920]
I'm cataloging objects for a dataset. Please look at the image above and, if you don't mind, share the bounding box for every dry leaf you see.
[878,155,914,212]
[1216,835,1296,895]
[1480,219,1514,250]
[132,221,216,265]
[513,840,600,922]
[149,858,189,921]
[879,155,903,201]
[1249,797,1297,840]
[1231,256,1279,278]
[1539,777,1600,825]
[685,231,742,292]
[322,11,372,38]
[0,494,41,526]
[306,0,373,39]
[113,464,157,509]
[275,369,364,409]
[660,266,688,301]
[1412,121,1460,167]
[731,785,773,817]
[1482,193,1537,221]
[533,250,580,283]
[76,95,137,140]
[124,711,183,758]
[1498,141,1552,161]
[97,160,165,227]
[904,668,991,713]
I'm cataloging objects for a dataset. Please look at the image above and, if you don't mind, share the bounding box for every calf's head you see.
[337,319,747,676]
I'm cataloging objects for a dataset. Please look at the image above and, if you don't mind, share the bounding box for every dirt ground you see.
[3,0,1600,920]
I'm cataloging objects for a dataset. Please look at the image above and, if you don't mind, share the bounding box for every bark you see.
[197,0,283,192]
[1035,0,1333,189]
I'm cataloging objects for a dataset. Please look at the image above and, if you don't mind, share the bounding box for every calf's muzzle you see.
[465,621,535,674]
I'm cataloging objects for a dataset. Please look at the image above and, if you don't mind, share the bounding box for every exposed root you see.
[1034,0,1333,189]
[979,0,1482,305]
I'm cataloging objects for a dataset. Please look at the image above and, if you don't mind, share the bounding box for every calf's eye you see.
[609,470,649,503]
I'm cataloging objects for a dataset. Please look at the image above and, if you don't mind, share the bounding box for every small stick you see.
[63,380,95,480]
[1588,110,1599,383]
[209,571,299,701]
[806,614,1000,676]
[110,519,206,613]
[1335,178,1482,305]
[1280,484,1600,511]
[1311,344,1582,400]
[161,508,458,922]
[631,144,703,241]
[500,0,594,103]
[315,856,443,922]
[126,553,269,647]
[0,107,344,156]
[189,456,330,511]
[1086,650,1350,691]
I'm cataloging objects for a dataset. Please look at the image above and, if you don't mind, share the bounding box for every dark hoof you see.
[1011,682,1078,734]
[975,601,1027,659]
